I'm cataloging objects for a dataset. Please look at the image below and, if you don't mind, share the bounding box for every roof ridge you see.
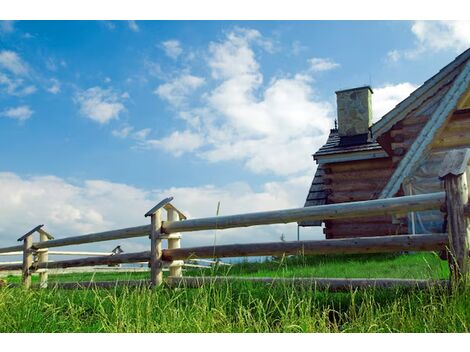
[371,47,470,137]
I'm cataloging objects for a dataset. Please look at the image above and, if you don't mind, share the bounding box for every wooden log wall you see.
[322,157,404,238]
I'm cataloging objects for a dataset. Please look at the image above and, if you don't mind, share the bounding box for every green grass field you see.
[1,252,469,333]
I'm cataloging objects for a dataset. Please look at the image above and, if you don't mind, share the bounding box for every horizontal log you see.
[328,192,378,203]
[161,234,448,261]
[328,159,394,173]
[324,222,406,234]
[0,224,151,254]
[32,251,150,270]
[47,280,151,290]
[324,227,408,238]
[323,168,393,181]
[166,276,450,291]
[324,180,387,192]
[432,133,470,149]
[162,192,444,234]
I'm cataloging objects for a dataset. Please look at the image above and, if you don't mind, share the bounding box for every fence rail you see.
[0,148,469,290]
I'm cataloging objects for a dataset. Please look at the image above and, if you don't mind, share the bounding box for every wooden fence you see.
[0,149,469,291]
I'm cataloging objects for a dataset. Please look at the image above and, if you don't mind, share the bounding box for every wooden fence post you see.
[38,228,54,288]
[146,198,174,288]
[167,209,183,278]
[17,225,43,289]
[439,149,470,285]
[149,209,163,288]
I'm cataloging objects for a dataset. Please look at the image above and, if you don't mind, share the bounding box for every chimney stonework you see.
[336,86,373,138]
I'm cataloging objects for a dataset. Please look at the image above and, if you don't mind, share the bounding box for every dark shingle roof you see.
[313,129,383,159]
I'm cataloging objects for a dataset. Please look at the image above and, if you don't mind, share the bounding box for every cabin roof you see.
[371,48,470,138]
[314,129,385,161]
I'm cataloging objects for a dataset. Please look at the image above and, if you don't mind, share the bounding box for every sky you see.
[1,20,470,256]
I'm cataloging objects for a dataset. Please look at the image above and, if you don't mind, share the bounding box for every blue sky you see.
[1,20,470,253]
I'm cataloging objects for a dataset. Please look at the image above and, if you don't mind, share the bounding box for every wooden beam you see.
[21,234,33,289]
[162,234,447,261]
[149,209,163,288]
[167,208,183,278]
[38,230,49,288]
[166,276,449,291]
[47,280,151,290]
[30,251,150,270]
[440,149,470,284]
[162,192,444,234]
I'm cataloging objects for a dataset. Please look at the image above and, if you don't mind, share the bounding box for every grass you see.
[0,252,469,333]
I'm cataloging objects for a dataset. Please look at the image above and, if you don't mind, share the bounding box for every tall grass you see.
[0,253,467,333]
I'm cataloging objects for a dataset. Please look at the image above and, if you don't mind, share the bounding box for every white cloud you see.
[0,172,322,251]
[0,50,29,76]
[0,73,36,96]
[388,21,470,62]
[153,28,333,176]
[112,126,134,138]
[161,40,183,60]
[128,20,139,32]
[47,78,61,94]
[1,105,34,122]
[112,125,151,141]
[308,57,340,72]
[155,74,205,107]
[372,82,418,122]
[74,86,126,124]
[143,130,204,156]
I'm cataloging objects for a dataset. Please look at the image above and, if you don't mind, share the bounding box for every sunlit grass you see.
[1,252,467,333]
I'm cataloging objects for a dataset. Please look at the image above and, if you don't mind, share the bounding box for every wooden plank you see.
[328,159,394,173]
[162,192,444,234]
[47,280,151,290]
[150,210,163,288]
[323,168,393,182]
[441,169,470,283]
[324,180,387,192]
[166,276,449,291]
[0,224,151,254]
[30,251,150,270]
[167,208,183,278]
[162,234,447,261]
[21,235,33,289]
[432,133,470,149]
[38,231,49,288]
[328,191,378,203]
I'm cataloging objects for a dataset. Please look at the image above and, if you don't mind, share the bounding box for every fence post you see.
[38,228,54,288]
[439,149,470,285]
[17,225,43,289]
[145,198,174,288]
[167,209,183,278]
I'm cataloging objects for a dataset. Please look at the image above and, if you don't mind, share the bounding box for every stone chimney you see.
[335,86,373,146]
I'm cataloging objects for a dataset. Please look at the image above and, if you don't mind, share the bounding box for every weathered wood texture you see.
[149,210,163,287]
[0,224,151,255]
[440,149,470,283]
[166,276,450,291]
[321,157,400,239]
[38,231,49,288]
[21,235,33,289]
[162,192,444,234]
[162,234,447,261]
[167,209,183,278]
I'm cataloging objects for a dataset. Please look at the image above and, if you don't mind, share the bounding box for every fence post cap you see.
[37,228,55,240]
[145,197,174,217]
[163,203,187,220]
[439,148,470,179]
[17,224,44,242]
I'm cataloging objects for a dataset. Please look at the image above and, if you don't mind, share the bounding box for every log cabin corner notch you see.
[300,47,470,239]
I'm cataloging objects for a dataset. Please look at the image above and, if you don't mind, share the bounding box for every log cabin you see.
[301,47,470,239]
